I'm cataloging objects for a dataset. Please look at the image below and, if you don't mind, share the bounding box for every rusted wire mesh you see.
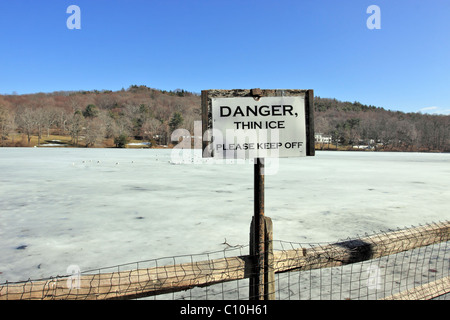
[1,221,449,300]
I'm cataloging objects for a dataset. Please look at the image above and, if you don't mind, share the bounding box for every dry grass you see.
[1,133,159,149]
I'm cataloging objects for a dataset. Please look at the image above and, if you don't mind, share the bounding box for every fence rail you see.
[1,221,449,300]
[382,276,450,300]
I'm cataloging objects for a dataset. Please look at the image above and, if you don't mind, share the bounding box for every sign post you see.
[202,89,314,300]
[252,157,266,299]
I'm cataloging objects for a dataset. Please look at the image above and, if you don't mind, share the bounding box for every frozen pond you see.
[0,148,449,283]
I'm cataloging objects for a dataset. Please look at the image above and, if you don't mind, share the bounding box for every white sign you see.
[210,96,307,159]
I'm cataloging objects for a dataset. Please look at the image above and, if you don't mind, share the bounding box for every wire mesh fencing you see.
[1,221,449,300]
[273,237,450,300]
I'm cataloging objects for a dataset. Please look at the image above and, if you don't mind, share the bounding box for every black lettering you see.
[259,105,270,116]
[241,122,250,129]
[267,121,277,129]
[272,105,282,116]
[220,104,296,118]
[246,105,258,117]
[233,106,244,117]
[283,105,294,116]
[220,106,231,117]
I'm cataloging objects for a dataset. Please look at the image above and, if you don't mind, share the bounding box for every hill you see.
[314,97,449,152]
[0,86,448,152]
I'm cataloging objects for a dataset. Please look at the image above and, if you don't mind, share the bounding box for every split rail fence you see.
[1,220,449,300]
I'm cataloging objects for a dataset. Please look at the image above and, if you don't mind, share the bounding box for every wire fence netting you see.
[273,239,450,300]
[1,221,449,300]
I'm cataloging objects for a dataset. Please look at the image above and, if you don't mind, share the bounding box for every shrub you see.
[114,134,128,148]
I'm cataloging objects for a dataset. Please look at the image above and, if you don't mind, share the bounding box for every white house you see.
[315,133,332,144]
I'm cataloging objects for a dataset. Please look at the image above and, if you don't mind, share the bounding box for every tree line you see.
[0,86,448,152]
[314,97,450,152]
[0,85,199,148]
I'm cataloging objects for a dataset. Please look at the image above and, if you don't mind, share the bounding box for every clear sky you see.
[1,0,449,114]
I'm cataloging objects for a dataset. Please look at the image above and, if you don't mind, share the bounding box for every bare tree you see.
[56,108,71,135]
[34,108,47,146]
[0,106,11,146]
[141,117,161,141]
[16,106,36,145]
[9,114,17,145]
[114,113,132,137]
[182,111,196,136]
[84,117,106,147]
[95,92,115,109]
[98,110,116,139]
[69,111,85,146]
[42,107,59,137]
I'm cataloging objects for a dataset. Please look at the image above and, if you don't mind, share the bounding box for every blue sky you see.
[0,0,449,114]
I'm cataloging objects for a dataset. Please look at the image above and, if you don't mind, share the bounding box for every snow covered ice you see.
[0,148,449,283]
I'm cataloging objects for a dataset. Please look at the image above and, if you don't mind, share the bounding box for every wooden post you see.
[249,218,274,300]
[254,158,265,300]
[250,158,274,300]
[264,216,275,300]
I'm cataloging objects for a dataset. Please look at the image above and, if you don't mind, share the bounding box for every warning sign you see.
[202,89,314,159]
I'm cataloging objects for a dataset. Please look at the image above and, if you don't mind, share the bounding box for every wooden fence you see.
[1,221,449,300]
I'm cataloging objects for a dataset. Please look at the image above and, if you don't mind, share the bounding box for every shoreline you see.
[0,145,448,153]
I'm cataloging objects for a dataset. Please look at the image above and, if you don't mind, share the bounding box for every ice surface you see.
[0,148,449,283]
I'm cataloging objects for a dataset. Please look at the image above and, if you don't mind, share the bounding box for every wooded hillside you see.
[0,86,448,152]
[314,97,450,152]
[0,86,200,148]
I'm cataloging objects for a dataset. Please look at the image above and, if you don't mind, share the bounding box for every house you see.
[315,133,332,144]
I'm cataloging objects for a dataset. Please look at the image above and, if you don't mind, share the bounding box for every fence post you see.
[250,158,275,300]
[264,216,275,300]
[250,216,274,300]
